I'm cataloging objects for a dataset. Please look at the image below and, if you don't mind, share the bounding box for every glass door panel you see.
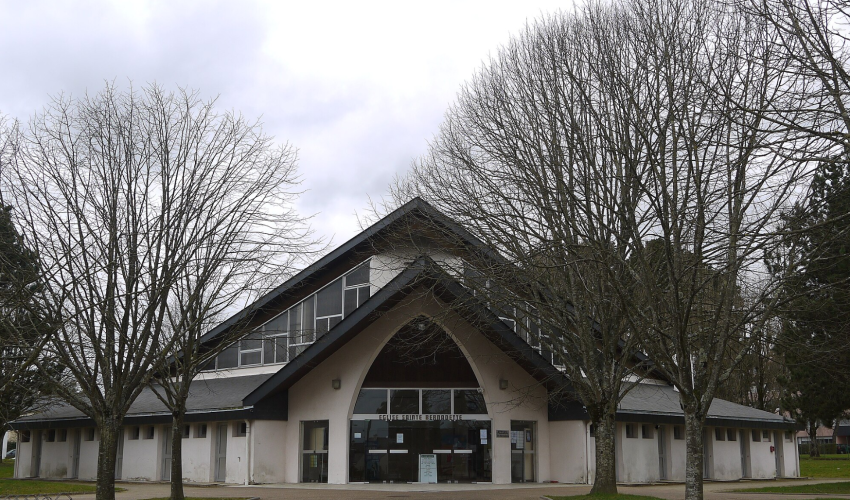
[301,420,329,483]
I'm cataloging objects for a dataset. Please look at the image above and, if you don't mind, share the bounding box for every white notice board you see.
[419,454,437,483]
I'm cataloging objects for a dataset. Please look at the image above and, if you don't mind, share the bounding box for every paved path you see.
[80,477,848,500]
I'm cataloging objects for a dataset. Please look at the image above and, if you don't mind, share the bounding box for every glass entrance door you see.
[510,421,535,483]
[302,420,329,483]
[349,419,491,483]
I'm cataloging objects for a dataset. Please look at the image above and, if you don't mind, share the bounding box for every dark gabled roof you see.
[244,256,573,406]
[199,197,493,346]
[549,382,797,429]
[11,373,275,430]
[617,383,796,429]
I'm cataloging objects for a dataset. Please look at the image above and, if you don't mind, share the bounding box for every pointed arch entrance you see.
[348,318,493,483]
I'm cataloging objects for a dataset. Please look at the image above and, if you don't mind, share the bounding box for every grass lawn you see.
[548,495,666,500]
[801,455,850,478]
[735,481,850,494]
[0,458,97,495]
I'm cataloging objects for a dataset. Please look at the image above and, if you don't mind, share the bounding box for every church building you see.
[11,198,798,485]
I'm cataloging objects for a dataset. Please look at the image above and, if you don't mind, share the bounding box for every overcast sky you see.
[0,0,568,247]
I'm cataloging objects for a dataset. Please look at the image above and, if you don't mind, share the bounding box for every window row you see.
[463,265,564,369]
[205,261,372,371]
[127,423,208,440]
[618,425,794,443]
[353,388,487,415]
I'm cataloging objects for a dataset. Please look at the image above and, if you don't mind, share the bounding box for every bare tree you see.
[145,95,313,497]
[392,1,812,498]
[745,0,850,154]
[1,84,308,500]
[389,4,665,494]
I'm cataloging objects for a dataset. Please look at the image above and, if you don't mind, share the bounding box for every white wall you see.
[709,428,743,480]
[251,420,287,483]
[748,429,780,479]
[549,420,588,483]
[616,423,661,483]
[78,430,99,480]
[180,424,214,482]
[284,289,551,484]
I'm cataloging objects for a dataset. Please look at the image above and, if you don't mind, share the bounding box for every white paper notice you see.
[510,431,518,444]
[480,429,487,439]
[397,433,404,444]
[354,432,362,439]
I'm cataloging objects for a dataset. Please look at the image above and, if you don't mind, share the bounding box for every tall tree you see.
[1,84,308,500]
[0,202,56,430]
[0,117,56,430]
[775,158,850,456]
[392,1,809,498]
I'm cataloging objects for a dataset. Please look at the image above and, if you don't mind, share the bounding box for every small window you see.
[234,422,247,437]
[715,428,725,441]
[84,428,95,441]
[625,424,637,438]
[345,263,370,287]
[217,344,238,370]
[751,429,761,442]
[195,424,207,439]
[57,429,67,442]
[727,428,737,441]
[642,424,654,439]
[46,429,56,442]
[20,430,30,443]
[142,426,154,440]
[762,430,771,442]
[674,426,684,440]
[182,425,190,438]
[129,426,140,440]
[785,431,793,442]
[589,424,595,437]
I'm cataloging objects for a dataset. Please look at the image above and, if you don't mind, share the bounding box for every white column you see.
[2,431,8,457]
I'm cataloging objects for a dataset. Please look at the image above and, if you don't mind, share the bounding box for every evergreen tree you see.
[0,204,54,430]
[777,158,850,456]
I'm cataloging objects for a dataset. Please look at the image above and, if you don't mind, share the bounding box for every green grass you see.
[0,458,99,496]
[735,481,850,494]
[801,456,850,478]
[0,459,13,479]
[801,454,850,460]
[549,495,666,500]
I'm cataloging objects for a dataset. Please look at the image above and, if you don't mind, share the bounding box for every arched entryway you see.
[348,318,492,483]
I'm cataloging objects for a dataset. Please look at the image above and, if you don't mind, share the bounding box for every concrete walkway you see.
[67,477,848,500]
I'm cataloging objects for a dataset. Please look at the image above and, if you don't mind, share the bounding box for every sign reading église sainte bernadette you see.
[379,414,464,421]
[496,430,510,438]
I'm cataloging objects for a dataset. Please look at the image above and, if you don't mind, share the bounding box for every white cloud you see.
[0,0,570,247]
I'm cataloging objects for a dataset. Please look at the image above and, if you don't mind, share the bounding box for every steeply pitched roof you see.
[199,197,491,346]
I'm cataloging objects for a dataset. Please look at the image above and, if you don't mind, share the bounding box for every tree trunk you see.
[684,412,705,500]
[170,412,186,500]
[809,421,820,458]
[96,419,121,500]
[589,413,618,495]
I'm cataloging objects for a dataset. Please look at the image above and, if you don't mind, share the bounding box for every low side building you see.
[11,198,798,485]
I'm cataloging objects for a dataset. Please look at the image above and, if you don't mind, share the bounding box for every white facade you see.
[12,291,799,485]
[11,202,799,485]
